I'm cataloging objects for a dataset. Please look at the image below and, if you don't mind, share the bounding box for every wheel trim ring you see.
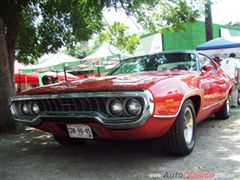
[183,107,194,144]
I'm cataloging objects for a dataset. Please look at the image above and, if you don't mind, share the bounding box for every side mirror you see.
[201,65,213,73]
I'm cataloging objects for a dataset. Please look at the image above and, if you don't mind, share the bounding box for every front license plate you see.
[67,124,93,139]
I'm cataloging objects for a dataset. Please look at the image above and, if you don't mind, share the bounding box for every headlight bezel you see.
[31,102,40,115]
[13,101,40,117]
[21,102,30,115]
[106,97,143,118]
[107,98,124,117]
[125,98,142,116]
[10,104,17,116]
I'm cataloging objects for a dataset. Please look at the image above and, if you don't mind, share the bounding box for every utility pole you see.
[205,0,213,41]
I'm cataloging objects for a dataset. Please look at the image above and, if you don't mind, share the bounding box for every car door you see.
[198,54,224,109]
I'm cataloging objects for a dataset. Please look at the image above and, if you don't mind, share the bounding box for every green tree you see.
[133,0,199,32]
[99,22,140,55]
[65,42,90,59]
[0,0,200,132]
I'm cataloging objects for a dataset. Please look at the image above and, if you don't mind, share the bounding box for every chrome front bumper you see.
[10,90,154,129]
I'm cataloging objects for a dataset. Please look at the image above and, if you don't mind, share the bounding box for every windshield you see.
[108,52,198,76]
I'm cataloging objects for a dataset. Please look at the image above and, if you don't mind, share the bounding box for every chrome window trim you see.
[10,90,154,129]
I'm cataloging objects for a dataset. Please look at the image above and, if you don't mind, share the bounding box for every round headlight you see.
[10,104,16,115]
[31,102,40,115]
[22,103,29,115]
[109,99,123,116]
[126,98,142,116]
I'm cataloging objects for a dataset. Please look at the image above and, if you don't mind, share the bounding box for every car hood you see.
[20,71,194,95]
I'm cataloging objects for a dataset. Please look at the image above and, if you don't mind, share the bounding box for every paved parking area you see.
[0,109,240,180]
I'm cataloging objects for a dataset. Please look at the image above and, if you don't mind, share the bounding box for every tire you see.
[53,135,87,146]
[215,96,230,119]
[161,99,196,156]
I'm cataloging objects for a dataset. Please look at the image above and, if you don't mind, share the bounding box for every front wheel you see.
[53,135,88,146]
[161,99,196,156]
[215,96,230,119]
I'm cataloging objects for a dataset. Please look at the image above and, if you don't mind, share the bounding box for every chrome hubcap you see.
[226,97,230,115]
[183,107,193,144]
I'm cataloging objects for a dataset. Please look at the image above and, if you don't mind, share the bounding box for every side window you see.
[198,54,216,73]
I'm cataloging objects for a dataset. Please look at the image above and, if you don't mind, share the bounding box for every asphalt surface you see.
[0,108,240,180]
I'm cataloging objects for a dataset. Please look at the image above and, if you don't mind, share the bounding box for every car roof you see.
[122,50,198,61]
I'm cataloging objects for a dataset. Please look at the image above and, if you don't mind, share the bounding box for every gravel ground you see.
[0,109,240,180]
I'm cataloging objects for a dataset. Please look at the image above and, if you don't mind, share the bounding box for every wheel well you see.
[188,96,201,116]
[229,87,233,95]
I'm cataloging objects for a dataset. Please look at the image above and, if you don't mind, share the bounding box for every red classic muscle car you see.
[10,51,232,156]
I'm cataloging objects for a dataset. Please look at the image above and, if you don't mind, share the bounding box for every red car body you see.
[10,51,232,156]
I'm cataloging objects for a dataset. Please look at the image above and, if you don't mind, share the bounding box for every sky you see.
[212,0,240,24]
[103,0,240,33]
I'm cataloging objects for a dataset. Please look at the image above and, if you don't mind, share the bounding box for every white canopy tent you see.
[33,52,83,72]
[82,42,130,71]
[83,42,122,63]
[19,52,83,81]
[133,33,163,56]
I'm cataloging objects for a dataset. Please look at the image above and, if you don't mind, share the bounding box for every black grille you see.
[36,97,108,114]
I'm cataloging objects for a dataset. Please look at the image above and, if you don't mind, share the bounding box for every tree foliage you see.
[65,42,90,59]
[132,0,200,32]
[95,0,202,55]
[2,0,201,63]
[98,22,140,54]
[15,0,105,64]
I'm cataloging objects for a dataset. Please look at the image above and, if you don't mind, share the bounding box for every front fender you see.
[149,82,203,118]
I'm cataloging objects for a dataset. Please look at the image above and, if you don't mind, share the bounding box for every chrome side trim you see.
[153,89,202,118]
[10,90,154,129]
[202,91,230,110]
[153,114,177,118]
[202,99,225,110]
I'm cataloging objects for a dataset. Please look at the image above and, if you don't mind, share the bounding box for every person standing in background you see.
[213,56,222,66]
[221,53,240,107]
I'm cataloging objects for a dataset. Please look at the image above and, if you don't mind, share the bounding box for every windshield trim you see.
[107,52,199,76]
